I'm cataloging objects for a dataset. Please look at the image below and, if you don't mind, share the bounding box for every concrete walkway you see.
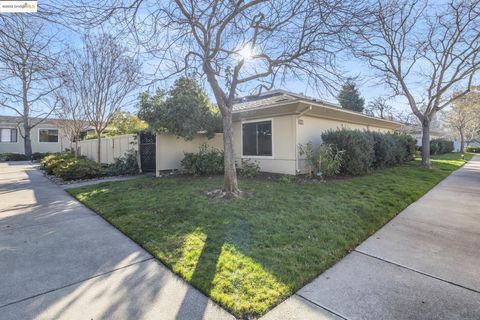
[0,162,234,320]
[263,155,480,320]
[2,157,479,320]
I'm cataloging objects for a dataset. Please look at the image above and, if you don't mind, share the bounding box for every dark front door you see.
[139,132,156,172]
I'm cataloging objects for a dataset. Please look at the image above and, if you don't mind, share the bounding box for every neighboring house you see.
[156,90,402,175]
[404,124,450,146]
[467,139,480,147]
[0,115,70,154]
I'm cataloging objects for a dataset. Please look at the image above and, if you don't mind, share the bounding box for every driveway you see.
[264,155,480,320]
[0,162,234,320]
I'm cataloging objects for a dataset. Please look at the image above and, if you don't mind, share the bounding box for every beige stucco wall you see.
[156,133,224,175]
[0,124,70,154]
[78,134,138,164]
[154,113,400,176]
[233,115,297,175]
[296,115,395,173]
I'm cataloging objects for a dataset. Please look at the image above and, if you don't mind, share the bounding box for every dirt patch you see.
[202,189,255,200]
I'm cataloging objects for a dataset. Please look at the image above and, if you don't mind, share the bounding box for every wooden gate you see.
[139,132,156,172]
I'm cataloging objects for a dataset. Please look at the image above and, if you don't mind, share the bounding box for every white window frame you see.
[0,128,18,144]
[38,128,59,143]
[241,118,274,159]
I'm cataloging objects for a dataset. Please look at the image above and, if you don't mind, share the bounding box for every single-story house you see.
[156,90,402,175]
[0,115,70,154]
[404,124,449,146]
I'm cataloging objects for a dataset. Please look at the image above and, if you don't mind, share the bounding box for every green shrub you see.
[321,129,375,176]
[0,153,29,161]
[53,158,104,181]
[368,132,397,168]
[320,130,416,176]
[466,146,480,153]
[106,150,139,176]
[31,152,50,161]
[393,133,417,162]
[278,175,295,184]
[429,141,439,155]
[40,152,80,175]
[237,159,260,178]
[299,142,345,178]
[430,139,454,155]
[181,144,224,175]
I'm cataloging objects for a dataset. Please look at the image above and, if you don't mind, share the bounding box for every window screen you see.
[39,129,59,142]
[242,121,272,156]
[0,128,17,142]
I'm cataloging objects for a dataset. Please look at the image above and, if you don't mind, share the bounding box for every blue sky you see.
[0,6,419,118]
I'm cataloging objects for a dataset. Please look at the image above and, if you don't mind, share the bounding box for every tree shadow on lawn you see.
[72,178,385,318]
[70,156,468,318]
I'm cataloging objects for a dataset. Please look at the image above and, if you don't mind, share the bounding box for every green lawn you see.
[68,153,473,319]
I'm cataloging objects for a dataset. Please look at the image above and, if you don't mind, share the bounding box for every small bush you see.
[466,146,480,153]
[53,158,104,181]
[237,159,260,178]
[41,153,74,174]
[299,142,345,178]
[0,153,28,161]
[278,175,295,184]
[321,129,375,176]
[31,152,50,161]
[106,150,139,176]
[181,144,224,175]
[430,139,454,155]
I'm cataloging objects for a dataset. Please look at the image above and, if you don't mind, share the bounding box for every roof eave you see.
[233,99,403,129]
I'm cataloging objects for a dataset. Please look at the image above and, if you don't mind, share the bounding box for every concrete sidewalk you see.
[263,155,480,320]
[0,162,234,320]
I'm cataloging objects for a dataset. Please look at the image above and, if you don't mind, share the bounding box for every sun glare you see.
[238,46,254,61]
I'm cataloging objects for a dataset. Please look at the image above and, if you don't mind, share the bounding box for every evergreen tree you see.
[137,77,221,140]
[337,80,365,112]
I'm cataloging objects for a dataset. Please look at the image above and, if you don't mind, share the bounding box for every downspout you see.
[295,105,312,174]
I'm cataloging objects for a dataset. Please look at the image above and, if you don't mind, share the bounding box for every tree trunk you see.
[222,111,240,195]
[24,126,32,159]
[75,139,79,158]
[421,120,431,169]
[22,77,32,158]
[96,133,101,164]
[459,128,465,154]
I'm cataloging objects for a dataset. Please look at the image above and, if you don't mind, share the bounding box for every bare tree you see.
[55,0,364,197]
[366,97,393,119]
[353,0,480,168]
[54,68,90,156]
[70,33,139,163]
[0,15,63,157]
[443,87,480,153]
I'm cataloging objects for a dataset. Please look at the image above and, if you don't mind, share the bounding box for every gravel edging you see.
[38,168,148,189]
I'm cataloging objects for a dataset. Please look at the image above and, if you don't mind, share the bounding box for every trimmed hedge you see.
[466,146,480,153]
[32,152,51,161]
[41,152,104,180]
[321,129,416,176]
[53,158,104,180]
[321,129,375,175]
[430,139,454,155]
[41,153,77,175]
[0,153,28,161]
